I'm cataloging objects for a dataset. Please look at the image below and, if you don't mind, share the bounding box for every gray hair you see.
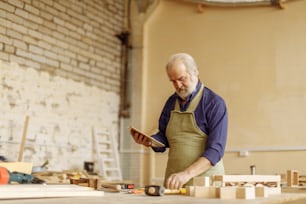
[166,53,199,76]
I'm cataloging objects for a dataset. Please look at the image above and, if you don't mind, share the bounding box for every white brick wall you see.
[0,60,120,172]
[0,0,124,93]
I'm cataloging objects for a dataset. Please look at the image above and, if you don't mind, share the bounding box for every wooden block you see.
[267,187,281,195]
[299,175,306,183]
[0,162,33,174]
[194,186,216,198]
[193,176,210,187]
[256,186,269,197]
[216,187,237,199]
[282,186,306,193]
[287,170,299,187]
[236,187,255,200]
[186,186,195,196]
[213,175,281,187]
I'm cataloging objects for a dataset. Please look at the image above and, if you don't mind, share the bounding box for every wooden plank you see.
[18,115,29,162]
[0,162,33,174]
[213,175,281,187]
[0,184,104,199]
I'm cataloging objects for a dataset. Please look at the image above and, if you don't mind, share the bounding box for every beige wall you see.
[140,0,306,184]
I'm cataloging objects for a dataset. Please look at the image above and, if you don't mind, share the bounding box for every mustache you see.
[176,87,189,99]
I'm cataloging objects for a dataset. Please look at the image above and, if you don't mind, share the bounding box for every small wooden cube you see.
[256,187,269,198]
[236,187,255,200]
[194,186,216,198]
[267,187,281,195]
[186,186,195,196]
[193,176,210,187]
[217,187,237,199]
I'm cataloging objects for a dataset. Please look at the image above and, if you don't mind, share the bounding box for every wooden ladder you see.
[92,127,122,181]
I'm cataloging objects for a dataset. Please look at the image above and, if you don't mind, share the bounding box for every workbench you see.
[2,191,306,204]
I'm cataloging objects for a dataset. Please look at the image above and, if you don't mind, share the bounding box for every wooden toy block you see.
[193,176,210,187]
[255,186,269,197]
[217,187,237,199]
[236,187,255,200]
[186,186,195,196]
[194,186,217,198]
[299,175,306,185]
[267,187,281,195]
[287,170,299,187]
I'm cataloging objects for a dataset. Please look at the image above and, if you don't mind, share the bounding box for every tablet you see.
[129,126,165,148]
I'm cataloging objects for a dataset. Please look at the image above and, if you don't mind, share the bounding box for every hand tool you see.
[101,183,122,192]
[101,183,135,192]
[127,188,145,194]
[144,185,184,196]
[0,166,45,184]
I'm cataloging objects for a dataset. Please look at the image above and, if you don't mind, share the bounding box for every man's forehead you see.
[168,67,188,81]
[168,61,186,72]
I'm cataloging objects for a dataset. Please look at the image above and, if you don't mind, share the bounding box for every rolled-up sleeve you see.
[201,98,228,165]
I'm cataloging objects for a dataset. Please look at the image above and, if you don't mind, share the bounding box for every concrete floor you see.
[2,192,306,204]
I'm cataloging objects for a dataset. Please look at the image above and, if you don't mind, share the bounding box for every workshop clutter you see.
[0,160,305,201]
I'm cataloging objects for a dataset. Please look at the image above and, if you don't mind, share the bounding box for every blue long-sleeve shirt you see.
[152,81,228,165]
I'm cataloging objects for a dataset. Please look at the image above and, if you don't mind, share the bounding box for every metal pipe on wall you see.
[184,0,296,9]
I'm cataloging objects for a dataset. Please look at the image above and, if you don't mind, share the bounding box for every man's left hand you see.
[165,171,191,190]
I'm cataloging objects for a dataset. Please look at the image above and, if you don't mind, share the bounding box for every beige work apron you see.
[164,84,224,186]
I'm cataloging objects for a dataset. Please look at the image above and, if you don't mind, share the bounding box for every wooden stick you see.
[18,115,29,162]
[101,183,121,191]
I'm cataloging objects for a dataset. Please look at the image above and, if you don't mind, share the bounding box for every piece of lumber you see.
[255,186,269,198]
[0,162,33,174]
[18,115,30,162]
[217,187,237,199]
[282,186,306,193]
[186,186,195,196]
[0,184,104,199]
[236,187,255,200]
[287,170,299,187]
[213,175,281,187]
[194,186,216,198]
[193,176,210,187]
[267,187,281,195]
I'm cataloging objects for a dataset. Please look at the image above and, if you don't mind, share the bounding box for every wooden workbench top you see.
[1,192,306,204]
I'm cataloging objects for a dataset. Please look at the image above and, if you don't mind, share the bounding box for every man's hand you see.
[166,171,192,190]
[166,157,212,189]
[130,128,152,147]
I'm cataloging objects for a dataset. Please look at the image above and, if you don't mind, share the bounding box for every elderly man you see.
[131,53,228,189]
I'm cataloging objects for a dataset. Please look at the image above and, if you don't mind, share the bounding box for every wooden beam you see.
[0,184,104,199]
[18,115,30,162]
[0,162,32,174]
[213,175,281,187]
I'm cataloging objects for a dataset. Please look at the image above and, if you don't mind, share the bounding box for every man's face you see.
[167,62,197,100]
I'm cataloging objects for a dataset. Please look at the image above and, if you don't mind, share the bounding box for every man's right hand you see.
[130,128,152,147]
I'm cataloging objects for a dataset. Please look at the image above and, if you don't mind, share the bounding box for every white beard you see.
[176,76,198,100]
